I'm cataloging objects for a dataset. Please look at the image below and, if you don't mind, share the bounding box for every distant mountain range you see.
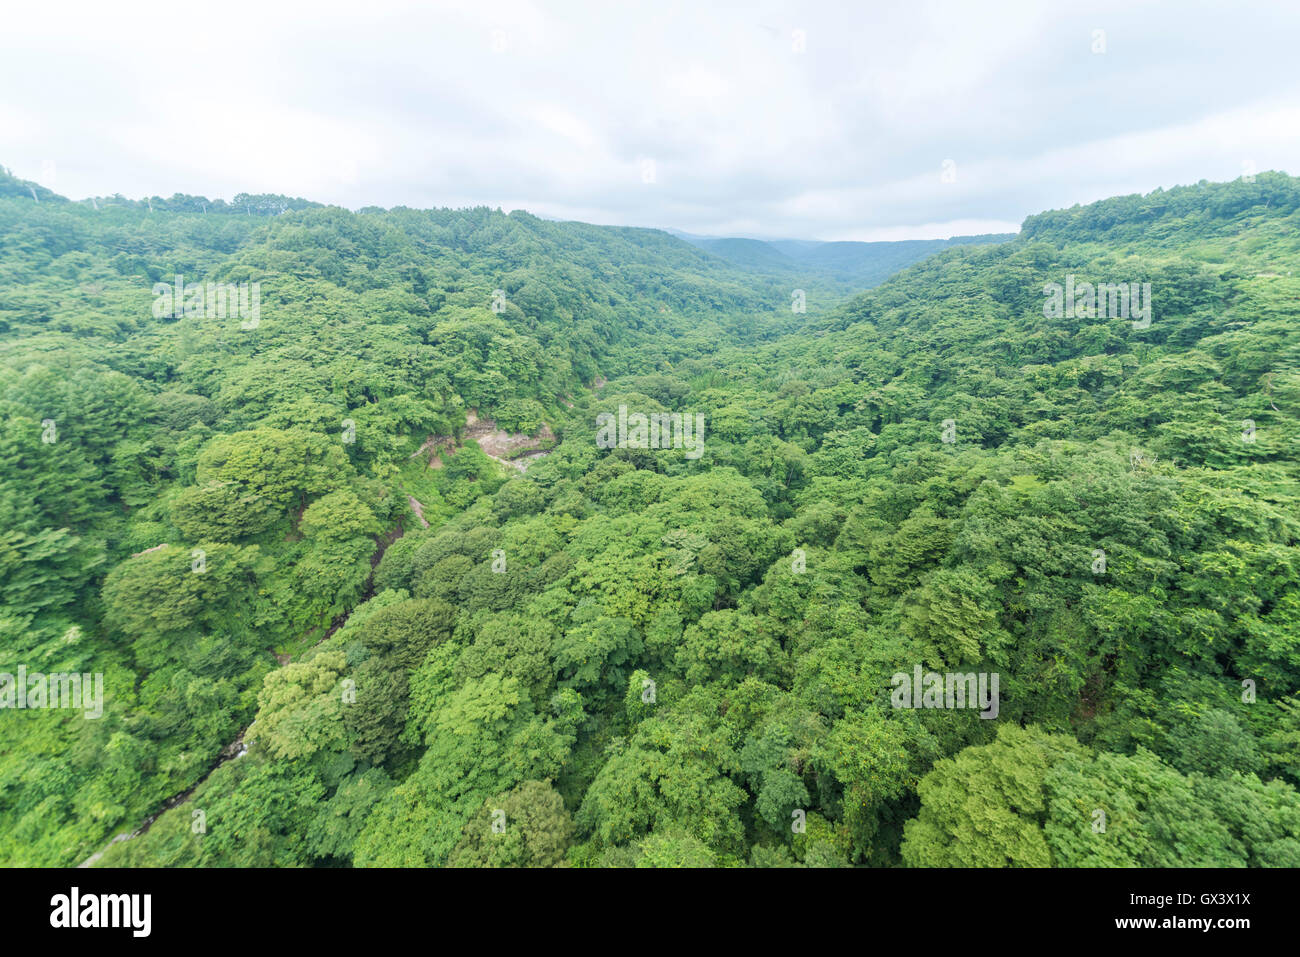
[667,229,1016,290]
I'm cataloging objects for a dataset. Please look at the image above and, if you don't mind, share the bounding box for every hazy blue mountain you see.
[674,230,1015,290]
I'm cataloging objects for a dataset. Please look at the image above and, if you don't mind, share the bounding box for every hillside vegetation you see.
[1,169,1297,867]
[681,232,1015,292]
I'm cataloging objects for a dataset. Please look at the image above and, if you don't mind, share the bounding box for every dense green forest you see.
[1,167,1298,868]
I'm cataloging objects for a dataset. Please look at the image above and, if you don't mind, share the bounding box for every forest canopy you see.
[1,167,1298,867]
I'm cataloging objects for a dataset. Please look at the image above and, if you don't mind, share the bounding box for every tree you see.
[354,675,573,867]
[246,651,349,761]
[447,780,573,867]
[901,725,1082,868]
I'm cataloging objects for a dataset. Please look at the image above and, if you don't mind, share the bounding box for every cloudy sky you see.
[2,0,1298,240]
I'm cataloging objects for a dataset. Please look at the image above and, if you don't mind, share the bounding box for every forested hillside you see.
[1,169,1297,867]
[679,232,1015,292]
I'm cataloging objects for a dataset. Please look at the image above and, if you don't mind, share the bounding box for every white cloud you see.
[1,0,1298,239]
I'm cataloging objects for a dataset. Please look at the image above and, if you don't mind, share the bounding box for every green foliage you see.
[5,171,1299,868]
[247,651,349,761]
[900,725,1085,867]
[447,780,574,867]
[353,674,573,866]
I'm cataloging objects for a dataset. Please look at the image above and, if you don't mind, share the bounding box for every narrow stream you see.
[78,737,248,868]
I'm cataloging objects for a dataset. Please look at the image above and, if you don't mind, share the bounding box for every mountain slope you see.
[680,231,1015,290]
[1,170,1297,869]
[0,170,830,865]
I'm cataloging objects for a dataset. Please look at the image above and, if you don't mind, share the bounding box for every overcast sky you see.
[2,0,1298,240]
